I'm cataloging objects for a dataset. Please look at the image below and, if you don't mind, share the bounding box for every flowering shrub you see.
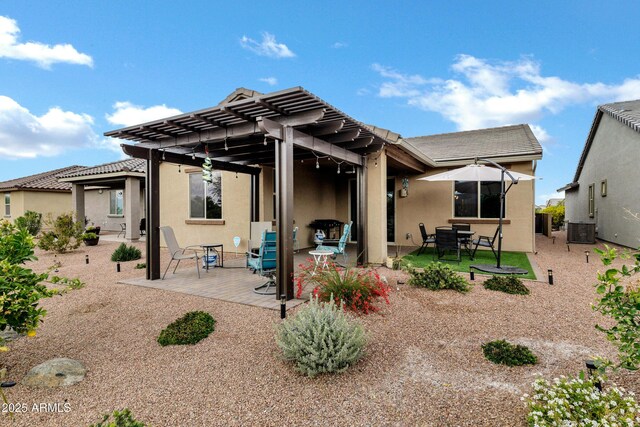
[523,373,640,426]
[295,260,391,314]
[276,296,366,377]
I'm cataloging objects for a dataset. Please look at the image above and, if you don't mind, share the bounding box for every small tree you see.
[38,212,84,253]
[542,203,565,228]
[593,245,640,371]
[0,221,54,351]
[14,210,42,236]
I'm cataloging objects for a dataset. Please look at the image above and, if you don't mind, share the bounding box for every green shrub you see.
[276,296,366,377]
[89,408,146,427]
[405,262,471,293]
[38,213,84,253]
[482,340,537,366]
[483,275,530,295]
[14,211,42,236]
[49,276,85,291]
[135,263,146,269]
[542,203,565,228]
[523,373,640,426]
[111,243,142,262]
[295,261,391,314]
[81,232,98,240]
[157,311,215,346]
[0,221,54,349]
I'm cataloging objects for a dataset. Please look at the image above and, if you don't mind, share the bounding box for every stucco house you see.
[58,159,146,240]
[559,99,640,248]
[104,86,542,298]
[0,165,85,223]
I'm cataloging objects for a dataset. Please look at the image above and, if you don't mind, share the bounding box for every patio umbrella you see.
[418,158,536,275]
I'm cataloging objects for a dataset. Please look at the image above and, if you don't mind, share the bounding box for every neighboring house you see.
[58,159,146,240]
[104,86,542,296]
[559,99,640,248]
[0,165,85,222]
[546,198,564,208]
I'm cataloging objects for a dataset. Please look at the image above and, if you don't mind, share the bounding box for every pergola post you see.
[356,162,367,265]
[71,184,85,226]
[275,127,295,300]
[146,149,161,280]
[125,177,141,241]
[250,173,260,222]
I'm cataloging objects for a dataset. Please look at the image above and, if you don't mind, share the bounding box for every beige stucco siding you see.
[14,191,71,222]
[394,160,536,253]
[83,188,146,232]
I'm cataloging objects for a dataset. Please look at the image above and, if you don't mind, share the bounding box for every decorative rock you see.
[22,358,86,387]
[0,327,19,343]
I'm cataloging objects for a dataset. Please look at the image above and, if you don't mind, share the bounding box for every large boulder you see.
[22,358,86,387]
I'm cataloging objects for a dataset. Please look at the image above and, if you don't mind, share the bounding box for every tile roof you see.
[405,124,542,162]
[0,166,85,192]
[598,99,640,133]
[58,158,146,179]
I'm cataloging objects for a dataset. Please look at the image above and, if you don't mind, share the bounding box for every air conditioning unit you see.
[566,222,596,244]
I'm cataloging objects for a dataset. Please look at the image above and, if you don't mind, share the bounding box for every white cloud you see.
[372,54,640,140]
[240,32,295,58]
[332,42,348,49]
[536,191,565,206]
[105,101,183,127]
[0,16,93,69]
[0,95,103,159]
[259,77,278,86]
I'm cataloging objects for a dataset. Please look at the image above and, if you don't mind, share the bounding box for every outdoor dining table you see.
[437,227,475,258]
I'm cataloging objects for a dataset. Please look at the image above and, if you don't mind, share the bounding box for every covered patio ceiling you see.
[104,86,398,169]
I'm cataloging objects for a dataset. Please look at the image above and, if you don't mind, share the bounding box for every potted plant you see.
[81,232,100,246]
[86,225,101,235]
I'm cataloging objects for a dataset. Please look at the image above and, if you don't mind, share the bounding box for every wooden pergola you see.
[105,87,395,300]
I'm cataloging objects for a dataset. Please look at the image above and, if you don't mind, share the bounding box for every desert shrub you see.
[81,232,98,240]
[482,340,537,366]
[89,408,146,427]
[523,373,640,426]
[135,263,146,269]
[111,243,142,262]
[49,276,85,291]
[14,210,42,236]
[0,221,54,350]
[295,260,391,314]
[157,311,215,346]
[483,275,530,295]
[593,245,640,372]
[276,297,366,377]
[38,212,84,253]
[405,262,471,293]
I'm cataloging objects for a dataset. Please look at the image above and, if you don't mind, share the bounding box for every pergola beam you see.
[343,136,374,150]
[324,128,361,143]
[305,119,345,136]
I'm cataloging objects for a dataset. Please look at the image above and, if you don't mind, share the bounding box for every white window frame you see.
[109,190,124,216]
[189,172,223,220]
[588,184,595,217]
[4,192,10,217]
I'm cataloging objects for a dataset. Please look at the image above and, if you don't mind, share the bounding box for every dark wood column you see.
[356,162,367,265]
[146,149,161,280]
[250,173,260,222]
[275,127,295,300]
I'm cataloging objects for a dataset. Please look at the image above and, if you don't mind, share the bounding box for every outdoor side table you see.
[309,249,333,275]
[200,243,224,271]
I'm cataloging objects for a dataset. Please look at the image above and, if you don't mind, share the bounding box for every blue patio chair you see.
[246,230,277,295]
[316,221,352,265]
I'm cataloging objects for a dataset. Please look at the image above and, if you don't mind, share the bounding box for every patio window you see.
[588,184,595,217]
[4,193,10,217]
[454,181,503,218]
[110,190,124,215]
[189,172,222,219]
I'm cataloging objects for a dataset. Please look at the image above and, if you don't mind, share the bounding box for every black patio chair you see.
[139,218,146,236]
[435,228,461,263]
[417,223,435,255]
[471,226,499,260]
[452,222,472,254]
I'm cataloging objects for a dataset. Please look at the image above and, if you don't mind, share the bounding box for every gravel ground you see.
[1,233,638,426]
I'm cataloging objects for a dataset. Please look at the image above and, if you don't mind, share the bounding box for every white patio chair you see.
[160,226,200,279]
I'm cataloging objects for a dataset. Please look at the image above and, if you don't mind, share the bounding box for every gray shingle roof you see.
[58,158,146,179]
[405,124,542,162]
[0,166,85,192]
[599,99,640,133]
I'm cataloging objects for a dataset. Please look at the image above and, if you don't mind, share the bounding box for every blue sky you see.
[1,1,640,203]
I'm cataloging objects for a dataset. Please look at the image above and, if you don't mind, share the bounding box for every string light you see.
[337,164,341,174]
[316,157,320,169]
[162,149,165,161]
[178,165,181,173]
[224,137,228,151]
[263,135,268,146]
